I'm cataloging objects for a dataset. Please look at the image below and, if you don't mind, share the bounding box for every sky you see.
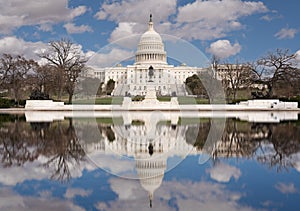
[0,0,299,66]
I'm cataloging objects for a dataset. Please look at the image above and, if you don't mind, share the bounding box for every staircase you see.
[170,84,186,96]
[112,84,129,96]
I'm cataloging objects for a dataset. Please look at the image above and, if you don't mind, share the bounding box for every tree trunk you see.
[57,84,63,101]
[233,89,237,101]
[68,91,73,104]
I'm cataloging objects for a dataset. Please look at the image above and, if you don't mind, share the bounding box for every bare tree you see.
[32,64,61,97]
[39,39,87,103]
[253,49,298,98]
[211,54,221,79]
[0,54,38,104]
[219,61,254,101]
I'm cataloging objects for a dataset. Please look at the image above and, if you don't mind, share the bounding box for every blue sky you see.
[0,0,299,65]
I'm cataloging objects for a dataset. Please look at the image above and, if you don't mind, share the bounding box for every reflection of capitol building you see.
[79,119,198,207]
[91,15,207,96]
[76,117,268,207]
[136,153,166,208]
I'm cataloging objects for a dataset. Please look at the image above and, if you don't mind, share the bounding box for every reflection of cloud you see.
[64,188,92,199]
[95,177,175,210]
[96,177,257,211]
[0,188,84,211]
[87,153,135,175]
[0,156,49,186]
[0,150,134,186]
[275,182,297,194]
[0,155,85,186]
[207,162,241,183]
[286,152,300,173]
[109,178,145,200]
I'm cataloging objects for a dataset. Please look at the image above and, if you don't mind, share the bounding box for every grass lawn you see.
[71,96,210,105]
[96,117,123,124]
[178,96,209,104]
[157,96,209,104]
[72,96,123,105]
[157,96,171,101]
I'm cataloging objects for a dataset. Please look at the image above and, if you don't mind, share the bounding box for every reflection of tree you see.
[0,115,39,167]
[104,126,115,142]
[96,124,116,143]
[214,119,261,158]
[201,118,300,172]
[42,119,86,181]
[255,123,300,172]
[185,121,210,150]
[0,117,86,182]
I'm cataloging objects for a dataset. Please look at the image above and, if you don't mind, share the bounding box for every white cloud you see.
[207,162,242,183]
[260,10,281,22]
[206,40,241,59]
[0,0,87,34]
[95,0,176,24]
[293,50,300,68]
[0,36,89,66]
[108,22,141,49]
[87,48,135,67]
[64,23,93,34]
[94,0,178,47]
[177,0,267,23]
[64,188,92,199]
[275,27,298,39]
[97,0,268,43]
[38,23,53,32]
[260,15,273,22]
[295,50,300,61]
[275,182,297,194]
[173,0,268,40]
[109,22,137,42]
[0,36,47,61]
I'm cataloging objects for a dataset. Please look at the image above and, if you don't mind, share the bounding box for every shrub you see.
[0,98,13,108]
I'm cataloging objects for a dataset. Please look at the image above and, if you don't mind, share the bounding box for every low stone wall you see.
[25,100,65,110]
[239,99,298,109]
[24,99,299,111]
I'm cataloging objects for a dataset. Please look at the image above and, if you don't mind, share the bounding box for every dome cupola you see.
[135,14,167,65]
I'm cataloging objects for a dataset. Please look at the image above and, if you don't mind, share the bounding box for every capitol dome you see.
[135,14,167,65]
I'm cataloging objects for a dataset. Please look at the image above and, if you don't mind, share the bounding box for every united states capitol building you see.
[90,15,207,96]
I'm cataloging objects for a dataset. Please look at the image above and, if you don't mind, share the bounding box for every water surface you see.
[0,112,299,211]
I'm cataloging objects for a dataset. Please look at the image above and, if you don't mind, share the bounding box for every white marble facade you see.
[91,15,206,96]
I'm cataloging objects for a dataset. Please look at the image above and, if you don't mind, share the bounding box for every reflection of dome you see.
[136,152,167,208]
[135,14,167,65]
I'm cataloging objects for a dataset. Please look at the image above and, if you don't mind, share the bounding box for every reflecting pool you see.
[0,111,300,211]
